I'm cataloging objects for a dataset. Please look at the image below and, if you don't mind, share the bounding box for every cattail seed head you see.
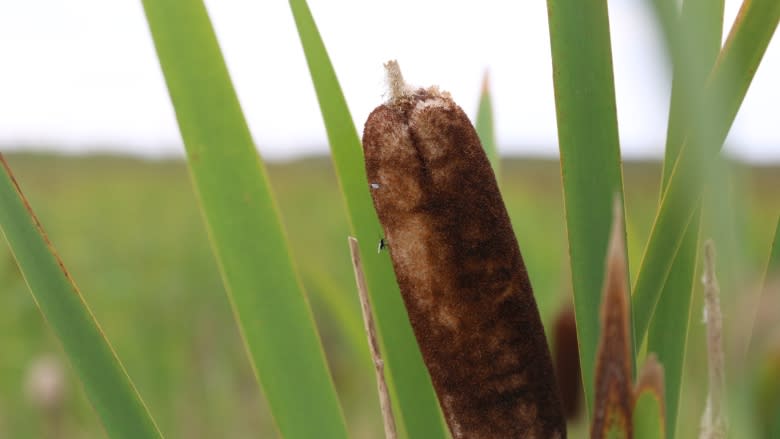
[363,61,566,439]
[553,304,583,420]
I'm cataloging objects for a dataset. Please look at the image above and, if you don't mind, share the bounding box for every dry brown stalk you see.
[700,240,726,439]
[362,60,565,438]
[348,237,397,439]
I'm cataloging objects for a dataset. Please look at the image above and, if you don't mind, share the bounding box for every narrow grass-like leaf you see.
[475,71,499,178]
[634,393,665,439]
[745,217,780,360]
[755,349,780,438]
[763,216,780,277]
[632,0,779,349]
[287,1,446,437]
[633,355,666,439]
[140,2,349,438]
[0,155,163,439]
[658,0,723,177]
[646,218,698,438]
[647,0,723,436]
[303,267,368,358]
[546,0,628,416]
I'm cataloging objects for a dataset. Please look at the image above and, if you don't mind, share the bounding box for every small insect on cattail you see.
[362,60,566,439]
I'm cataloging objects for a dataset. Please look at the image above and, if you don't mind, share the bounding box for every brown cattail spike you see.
[363,61,566,439]
[553,303,583,420]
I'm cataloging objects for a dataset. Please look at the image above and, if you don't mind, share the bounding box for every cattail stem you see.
[700,240,726,439]
[348,237,397,439]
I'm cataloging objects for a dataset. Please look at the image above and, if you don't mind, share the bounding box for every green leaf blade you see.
[546,0,628,417]
[632,0,779,350]
[475,72,499,179]
[645,213,698,439]
[634,355,666,439]
[746,216,780,354]
[647,0,723,436]
[140,2,349,438]
[766,217,780,275]
[634,391,666,439]
[0,156,164,439]
[287,2,448,437]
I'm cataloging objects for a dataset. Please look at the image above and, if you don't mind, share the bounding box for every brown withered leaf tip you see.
[553,304,583,421]
[635,353,665,412]
[634,355,666,437]
[590,200,633,439]
[362,60,566,439]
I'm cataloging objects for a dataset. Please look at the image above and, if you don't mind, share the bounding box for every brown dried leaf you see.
[591,200,633,439]
[635,354,665,404]
[700,240,726,439]
[633,354,666,439]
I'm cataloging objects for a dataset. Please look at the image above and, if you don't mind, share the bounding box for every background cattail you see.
[553,303,583,421]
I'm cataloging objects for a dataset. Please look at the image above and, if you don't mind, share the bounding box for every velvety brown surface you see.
[362,88,566,438]
[553,304,582,421]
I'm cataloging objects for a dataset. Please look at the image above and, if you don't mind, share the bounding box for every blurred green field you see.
[0,153,777,438]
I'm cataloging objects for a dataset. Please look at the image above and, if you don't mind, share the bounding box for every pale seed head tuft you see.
[25,354,66,413]
[384,60,412,102]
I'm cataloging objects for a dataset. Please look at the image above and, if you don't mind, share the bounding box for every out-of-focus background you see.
[0,1,778,438]
[1,0,778,161]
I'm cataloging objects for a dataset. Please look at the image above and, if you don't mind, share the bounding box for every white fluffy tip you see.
[384,60,412,101]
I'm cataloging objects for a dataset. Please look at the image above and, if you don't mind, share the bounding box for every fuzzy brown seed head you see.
[363,61,566,439]
[553,304,583,420]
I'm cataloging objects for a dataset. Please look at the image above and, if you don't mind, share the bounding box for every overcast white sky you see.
[0,1,777,161]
